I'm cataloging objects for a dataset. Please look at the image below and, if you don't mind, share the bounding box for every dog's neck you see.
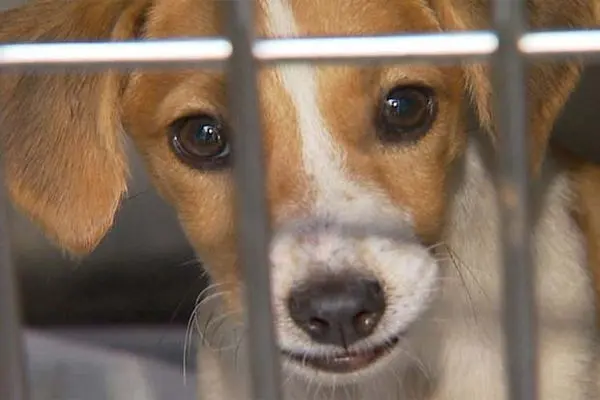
[195,133,595,400]
[406,133,595,399]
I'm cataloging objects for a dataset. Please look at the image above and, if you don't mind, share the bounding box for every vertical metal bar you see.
[0,171,29,400]
[492,1,538,400]
[225,2,283,400]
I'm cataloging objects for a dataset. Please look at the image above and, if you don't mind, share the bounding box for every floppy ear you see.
[429,0,598,173]
[0,0,151,255]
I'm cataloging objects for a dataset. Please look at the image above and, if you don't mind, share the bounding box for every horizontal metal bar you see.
[1,29,599,70]
[254,31,497,63]
[0,38,232,69]
[0,31,494,69]
[520,30,600,60]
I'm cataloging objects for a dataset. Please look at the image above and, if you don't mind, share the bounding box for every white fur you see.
[410,139,598,400]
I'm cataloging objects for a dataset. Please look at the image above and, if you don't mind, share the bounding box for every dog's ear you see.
[429,0,598,173]
[0,0,151,255]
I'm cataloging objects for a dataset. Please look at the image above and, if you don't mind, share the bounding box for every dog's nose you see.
[287,276,385,348]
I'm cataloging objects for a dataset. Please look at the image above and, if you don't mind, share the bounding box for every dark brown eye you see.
[378,85,437,143]
[168,114,230,170]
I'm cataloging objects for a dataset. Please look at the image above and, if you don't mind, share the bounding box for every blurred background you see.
[2,0,600,375]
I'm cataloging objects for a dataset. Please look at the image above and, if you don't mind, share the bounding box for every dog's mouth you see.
[282,337,400,374]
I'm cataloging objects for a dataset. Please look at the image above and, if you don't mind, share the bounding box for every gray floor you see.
[45,327,195,369]
[26,329,197,400]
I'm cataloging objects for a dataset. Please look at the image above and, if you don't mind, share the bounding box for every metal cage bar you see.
[0,167,28,400]
[1,0,600,399]
[226,2,283,400]
[493,2,538,400]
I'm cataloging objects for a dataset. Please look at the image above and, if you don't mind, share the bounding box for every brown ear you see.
[0,0,151,255]
[429,0,598,173]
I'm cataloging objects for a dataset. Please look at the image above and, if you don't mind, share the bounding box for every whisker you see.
[184,307,212,384]
[204,311,242,349]
[342,383,353,400]
[305,360,317,399]
[387,364,405,399]
[166,266,207,324]
[398,345,431,384]
[183,286,231,383]
[440,243,479,325]
[195,281,233,306]
[193,292,230,339]
[232,326,247,371]
[313,378,325,400]
[282,362,296,388]
[426,241,446,252]
[203,309,239,337]
[191,291,231,322]
[443,243,489,301]
[158,269,207,353]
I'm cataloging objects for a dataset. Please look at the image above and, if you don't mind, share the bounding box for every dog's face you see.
[0,0,594,384]
[124,0,465,379]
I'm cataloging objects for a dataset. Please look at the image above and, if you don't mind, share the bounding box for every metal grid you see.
[0,1,599,399]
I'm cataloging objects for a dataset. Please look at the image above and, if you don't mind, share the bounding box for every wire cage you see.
[1,0,600,399]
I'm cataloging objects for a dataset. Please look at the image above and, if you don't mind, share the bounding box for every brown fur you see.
[316,64,465,241]
[0,0,150,254]
[575,164,600,325]
[430,0,598,173]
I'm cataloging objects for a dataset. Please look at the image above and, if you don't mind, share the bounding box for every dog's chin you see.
[280,336,405,384]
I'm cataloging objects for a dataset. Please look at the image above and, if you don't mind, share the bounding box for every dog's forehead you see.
[262,0,438,36]
[148,0,440,38]
[258,0,440,36]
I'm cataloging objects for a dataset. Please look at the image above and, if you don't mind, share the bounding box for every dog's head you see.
[0,0,595,382]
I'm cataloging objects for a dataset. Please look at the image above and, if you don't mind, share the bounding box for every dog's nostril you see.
[287,276,386,348]
[306,317,330,339]
[353,311,382,337]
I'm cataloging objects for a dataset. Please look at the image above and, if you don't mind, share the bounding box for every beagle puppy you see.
[1,0,600,399]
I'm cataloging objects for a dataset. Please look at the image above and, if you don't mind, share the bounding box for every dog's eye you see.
[378,86,437,143]
[168,114,230,170]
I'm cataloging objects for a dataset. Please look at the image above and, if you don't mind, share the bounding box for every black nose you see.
[287,276,386,348]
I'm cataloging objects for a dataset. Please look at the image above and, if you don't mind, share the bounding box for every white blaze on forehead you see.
[264,0,346,205]
[264,0,411,225]
[264,1,437,357]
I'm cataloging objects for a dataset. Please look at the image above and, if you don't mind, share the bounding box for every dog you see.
[2,0,600,399]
